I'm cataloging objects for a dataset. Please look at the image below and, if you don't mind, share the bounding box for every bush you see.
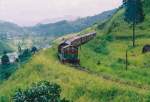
[0,96,9,102]
[94,40,109,55]
[31,46,38,54]
[0,64,17,80]
[1,52,10,65]
[102,34,114,42]
[94,34,114,55]
[18,49,32,62]
[13,81,69,102]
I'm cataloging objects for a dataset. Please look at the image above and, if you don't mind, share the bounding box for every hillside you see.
[0,21,25,38]
[0,40,14,55]
[0,10,116,55]
[79,0,150,87]
[0,0,150,102]
[0,9,116,39]
[0,48,150,102]
[27,9,116,36]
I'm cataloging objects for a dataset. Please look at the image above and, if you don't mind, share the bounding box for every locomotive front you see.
[58,41,80,64]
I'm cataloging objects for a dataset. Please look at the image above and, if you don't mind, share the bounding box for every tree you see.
[31,46,38,54]
[1,51,10,65]
[18,49,32,62]
[124,0,144,47]
[123,0,127,6]
[13,81,69,102]
[18,43,22,53]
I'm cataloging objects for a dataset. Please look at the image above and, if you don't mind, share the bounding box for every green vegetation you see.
[0,0,150,102]
[0,64,18,82]
[124,0,144,47]
[1,52,10,65]
[18,49,32,62]
[79,0,150,91]
[13,81,69,102]
[0,48,150,102]
[0,48,34,82]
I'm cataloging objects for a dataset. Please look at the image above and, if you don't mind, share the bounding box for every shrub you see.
[1,51,10,65]
[18,49,32,62]
[13,81,69,102]
[94,40,109,55]
[94,34,114,55]
[0,96,9,102]
[31,46,38,54]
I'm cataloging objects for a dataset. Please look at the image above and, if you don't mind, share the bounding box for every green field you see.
[0,0,150,102]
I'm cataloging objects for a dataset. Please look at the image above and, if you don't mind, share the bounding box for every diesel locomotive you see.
[58,32,96,64]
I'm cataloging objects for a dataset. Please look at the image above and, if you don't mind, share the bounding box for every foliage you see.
[0,64,17,80]
[31,46,38,54]
[124,0,144,24]
[0,47,149,101]
[93,34,114,54]
[18,49,32,62]
[1,52,10,65]
[13,81,69,102]
[124,0,144,46]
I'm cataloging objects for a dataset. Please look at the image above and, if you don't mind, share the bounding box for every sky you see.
[0,0,122,26]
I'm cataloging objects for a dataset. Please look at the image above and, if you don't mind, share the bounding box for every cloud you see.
[0,0,122,26]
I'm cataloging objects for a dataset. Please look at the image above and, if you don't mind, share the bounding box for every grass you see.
[0,47,150,102]
[79,0,150,91]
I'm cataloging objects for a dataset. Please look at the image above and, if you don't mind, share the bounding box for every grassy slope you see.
[0,0,150,102]
[0,48,150,102]
[79,0,150,91]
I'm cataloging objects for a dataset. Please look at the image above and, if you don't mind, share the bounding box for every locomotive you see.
[58,32,96,64]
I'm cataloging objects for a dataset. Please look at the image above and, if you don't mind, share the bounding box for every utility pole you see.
[125,50,128,71]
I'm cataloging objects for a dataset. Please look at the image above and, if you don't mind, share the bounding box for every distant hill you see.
[0,21,25,39]
[0,9,116,55]
[40,15,78,24]
[27,9,116,36]
[0,9,116,39]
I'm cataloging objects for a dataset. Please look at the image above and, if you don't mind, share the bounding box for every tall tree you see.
[123,0,127,6]
[124,0,144,47]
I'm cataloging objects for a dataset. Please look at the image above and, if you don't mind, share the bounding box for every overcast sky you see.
[0,0,122,26]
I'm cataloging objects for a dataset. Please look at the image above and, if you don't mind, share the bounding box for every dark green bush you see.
[94,34,114,54]
[1,51,10,65]
[13,81,69,102]
[31,46,38,54]
[0,64,17,80]
[18,49,32,62]
[94,40,109,55]
[0,96,9,102]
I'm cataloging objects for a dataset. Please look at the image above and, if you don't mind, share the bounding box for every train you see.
[58,32,96,64]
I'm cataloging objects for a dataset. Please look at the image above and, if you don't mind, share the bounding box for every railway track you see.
[70,64,150,92]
